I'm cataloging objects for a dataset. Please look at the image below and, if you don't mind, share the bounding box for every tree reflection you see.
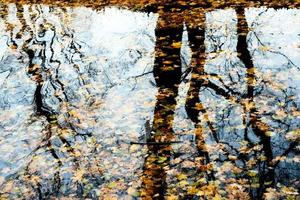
[236,6,275,196]
[142,5,300,199]
[0,1,300,199]
[0,4,104,198]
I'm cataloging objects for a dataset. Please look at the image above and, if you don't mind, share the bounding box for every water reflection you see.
[0,2,300,199]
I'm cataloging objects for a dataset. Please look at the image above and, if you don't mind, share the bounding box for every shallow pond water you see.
[0,2,300,199]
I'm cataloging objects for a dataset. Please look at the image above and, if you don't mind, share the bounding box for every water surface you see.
[0,2,300,199]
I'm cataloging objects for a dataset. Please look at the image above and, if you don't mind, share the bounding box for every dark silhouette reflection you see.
[140,8,214,199]
[141,10,184,199]
[184,13,213,159]
[236,6,274,196]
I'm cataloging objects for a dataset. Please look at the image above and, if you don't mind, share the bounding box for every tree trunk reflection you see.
[141,11,183,199]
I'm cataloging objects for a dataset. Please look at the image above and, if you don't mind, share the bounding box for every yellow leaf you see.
[69,110,79,118]
[259,45,270,52]
[179,180,189,187]
[194,103,204,110]
[127,187,139,197]
[163,60,173,65]
[248,170,258,177]
[176,173,187,181]
[157,156,168,164]
[108,181,117,189]
[167,195,178,200]
[196,190,204,196]
[265,131,275,137]
[187,186,197,195]
[292,110,300,117]
[228,155,237,161]
[72,169,85,182]
[213,194,222,200]
[243,100,255,111]
[130,145,139,153]
[247,67,256,74]
[171,42,182,48]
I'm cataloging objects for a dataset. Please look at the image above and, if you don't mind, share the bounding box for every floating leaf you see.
[157,156,168,164]
[176,173,187,181]
[171,42,182,48]
[108,181,118,189]
[127,187,139,197]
